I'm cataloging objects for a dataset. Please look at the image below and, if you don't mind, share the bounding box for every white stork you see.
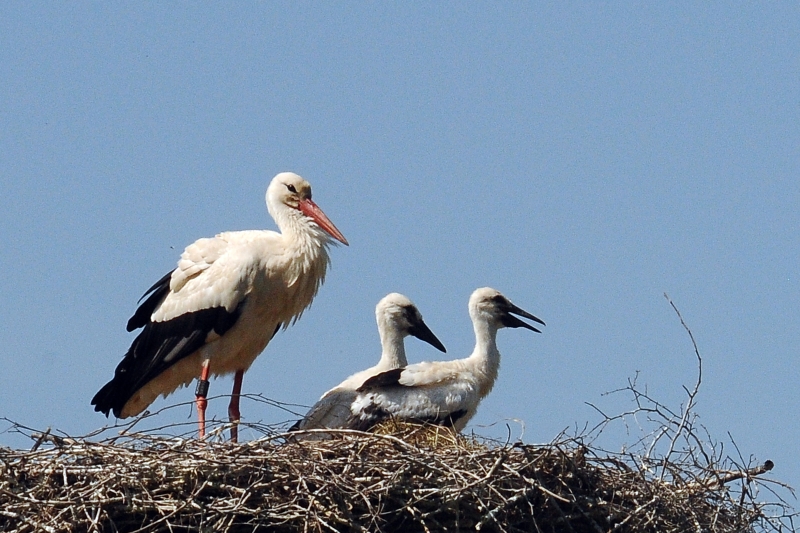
[290,293,446,438]
[347,287,544,433]
[92,172,348,442]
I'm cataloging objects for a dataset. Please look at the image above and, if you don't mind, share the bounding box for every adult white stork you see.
[347,287,544,433]
[290,293,446,438]
[91,172,348,442]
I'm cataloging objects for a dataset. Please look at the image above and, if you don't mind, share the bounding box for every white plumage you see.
[92,172,348,441]
[290,293,446,437]
[347,287,544,433]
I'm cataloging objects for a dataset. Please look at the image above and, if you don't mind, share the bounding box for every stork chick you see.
[290,293,446,438]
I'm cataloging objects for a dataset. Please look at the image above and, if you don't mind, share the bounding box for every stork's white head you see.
[376,293,446,352]
[266,172,349,245]
[469,287,545,332]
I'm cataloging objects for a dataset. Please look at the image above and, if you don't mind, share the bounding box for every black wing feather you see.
[357,367,405,392]
[126,271,172,332]
[92,298,245,418]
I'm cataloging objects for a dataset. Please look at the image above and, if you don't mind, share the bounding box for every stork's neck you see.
[377,323,408,369]
[280,210,332,254]
[469,318,501,398]
[274,208,333,272]
[269,207,333,299]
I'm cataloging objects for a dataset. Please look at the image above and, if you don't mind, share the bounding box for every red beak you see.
[298,198,349,245]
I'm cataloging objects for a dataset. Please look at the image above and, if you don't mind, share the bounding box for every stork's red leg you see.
[228,369,243,443]
[195,359,211,439]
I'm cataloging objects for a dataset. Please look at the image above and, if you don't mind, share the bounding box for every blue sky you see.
[1,3,798,501]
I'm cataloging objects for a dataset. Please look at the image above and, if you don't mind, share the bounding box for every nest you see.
[0,420,789,533]
[1,299,794,532]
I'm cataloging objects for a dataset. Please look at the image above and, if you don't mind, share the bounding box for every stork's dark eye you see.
[286,184,297,193]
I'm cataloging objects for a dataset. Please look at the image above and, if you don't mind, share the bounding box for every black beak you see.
[500,301,545,333]
[408,318,447,353]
